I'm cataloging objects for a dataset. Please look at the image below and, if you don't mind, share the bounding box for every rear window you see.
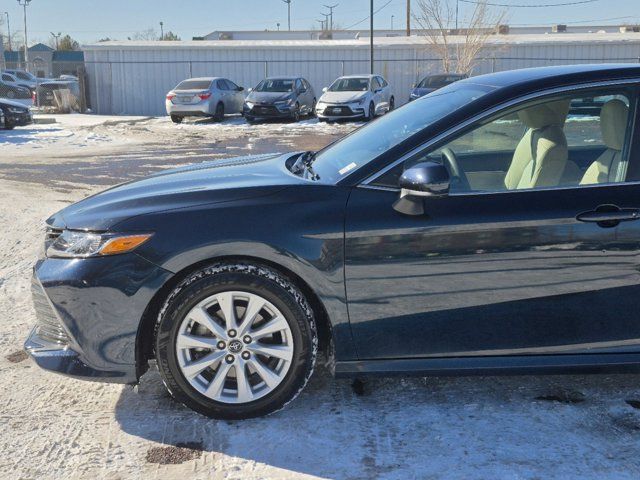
[176,80,211,90]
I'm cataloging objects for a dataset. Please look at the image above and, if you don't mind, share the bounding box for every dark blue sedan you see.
[26,64,640,419]
[409,73,468,101]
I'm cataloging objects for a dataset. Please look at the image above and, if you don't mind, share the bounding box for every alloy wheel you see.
[175,290,294,404]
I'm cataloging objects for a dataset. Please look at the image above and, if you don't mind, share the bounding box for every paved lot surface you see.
[1,115,640,479]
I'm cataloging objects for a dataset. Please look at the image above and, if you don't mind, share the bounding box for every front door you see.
[345,86,640,360]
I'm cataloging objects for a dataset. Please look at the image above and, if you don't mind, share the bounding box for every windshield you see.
[329,78,370,92]
[176,80,212,90]
[418,76,454,88]
[310,83,495,183]
[255,79,294,92]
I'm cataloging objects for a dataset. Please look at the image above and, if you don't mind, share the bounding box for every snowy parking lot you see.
[2,114,640,479]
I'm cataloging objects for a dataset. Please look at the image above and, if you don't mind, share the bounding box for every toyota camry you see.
[26,64,640,419]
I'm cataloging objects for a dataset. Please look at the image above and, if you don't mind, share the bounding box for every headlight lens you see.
[356,96,367,105]
[47,230,153,258]
[8,107,26,114]
[244,101,254,109]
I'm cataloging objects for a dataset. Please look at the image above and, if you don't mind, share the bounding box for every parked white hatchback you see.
[165,77,245,124]
[315,74,394,122]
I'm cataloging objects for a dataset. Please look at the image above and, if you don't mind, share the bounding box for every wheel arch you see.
[135,254,334,378]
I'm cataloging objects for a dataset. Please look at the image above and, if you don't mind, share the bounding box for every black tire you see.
[213,102,225,122]
[367,102,375,121]
[292,103,300,122]
[3,124,15,130]
[318,117,326,123]
[310,98,317,117]
[6,91,15,99]
[170,115,183,124]
[155,263,318,420]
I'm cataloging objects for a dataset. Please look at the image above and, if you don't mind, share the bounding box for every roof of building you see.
[84,32,640,50]
[29,43,54,52]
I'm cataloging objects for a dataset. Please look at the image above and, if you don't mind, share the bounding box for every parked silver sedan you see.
[165,77,245,123]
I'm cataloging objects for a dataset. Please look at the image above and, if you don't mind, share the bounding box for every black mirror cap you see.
[398,161,450,197]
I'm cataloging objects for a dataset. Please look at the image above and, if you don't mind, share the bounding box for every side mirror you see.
[375,88,383,94]
[411,83,416,88]
[248,87,253,93]
[393,162,450,215]
[322,87,328,93]
[237,86,245,91]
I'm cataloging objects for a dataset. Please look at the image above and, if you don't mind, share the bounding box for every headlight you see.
[244,101,254,109]
[46,230,153,258]
[8,107,26,114]
[356,97,367,105]
[275,98,294,106]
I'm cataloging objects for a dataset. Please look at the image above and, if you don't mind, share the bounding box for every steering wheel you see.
[440,147,471,192]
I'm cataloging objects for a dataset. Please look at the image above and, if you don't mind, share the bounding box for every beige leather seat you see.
[580,99,629,185]
[504,99,570,190]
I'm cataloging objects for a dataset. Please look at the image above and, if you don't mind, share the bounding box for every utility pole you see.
[50,31,61,49]
[406,0,410,36]
[3,12,11,51]
[159,21,164,40]
[455,0,459,30]
[17,0,31,71]
[370,0,374,74]
[391,14,394,30]
[316,19,325,31]
[282,0,292,31]
[323,4,338,31]
[321,13,330,31]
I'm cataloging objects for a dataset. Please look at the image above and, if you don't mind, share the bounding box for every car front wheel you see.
[155,263,317,419]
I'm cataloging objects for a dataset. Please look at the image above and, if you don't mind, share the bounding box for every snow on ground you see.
[1,114,640,479]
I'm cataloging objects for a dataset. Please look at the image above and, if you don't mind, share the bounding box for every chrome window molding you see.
[361,77,640,192]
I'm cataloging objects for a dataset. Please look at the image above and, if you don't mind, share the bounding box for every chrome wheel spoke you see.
[248,343,293,362]
[205,361,233,399]
[177,290,295,405]
[235,363,254,403]
[248,358,281,389]
[181,350,225,378]
[176,333,219,350]
[188,306,227,340]
[217,292,238,330]
[250,315,288,340]
[237,295,265,335]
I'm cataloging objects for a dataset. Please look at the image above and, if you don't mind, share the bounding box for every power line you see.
[342,0,395,30]
[459,0,600,7]
[511,15,639,26]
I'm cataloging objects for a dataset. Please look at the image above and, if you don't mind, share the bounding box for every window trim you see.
[361,78,640,195]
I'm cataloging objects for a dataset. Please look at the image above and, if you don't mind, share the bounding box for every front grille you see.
[323,105,356,116]
[31,276,69,344]
[44,226,63,252]
[251,105,279,115]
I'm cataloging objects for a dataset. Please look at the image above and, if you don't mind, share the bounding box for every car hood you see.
[0,98,30,109]
[320,91,367,104]
[49,152,306,231]
[247,91,293,104]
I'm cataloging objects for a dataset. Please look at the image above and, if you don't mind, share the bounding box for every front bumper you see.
[3,110,33,127]
[243,104,295,120]
[24,254,173,384]
[316,104,366,120]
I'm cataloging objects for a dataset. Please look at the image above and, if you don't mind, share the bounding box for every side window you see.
[295,79,304,92]
[371,78,381,91]
[2,74,11,81]
[372,88,636,193]
[216,80,227,90]
[225,79,239,90]
[302,79,311,90]
[378,77,388,87]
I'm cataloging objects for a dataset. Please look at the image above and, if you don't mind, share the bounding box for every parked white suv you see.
[165,77,245,123]
[315,74,394,122]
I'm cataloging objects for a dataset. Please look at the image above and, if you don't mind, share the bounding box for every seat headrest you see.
[518,99,570,130]
[600,99,629,151]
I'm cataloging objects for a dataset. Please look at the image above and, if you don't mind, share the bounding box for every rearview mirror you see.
[393,162,450,215]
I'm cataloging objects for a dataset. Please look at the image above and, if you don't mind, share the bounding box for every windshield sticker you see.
[339,162,357,175]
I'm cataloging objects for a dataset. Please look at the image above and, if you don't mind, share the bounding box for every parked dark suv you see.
[0,99,33,129]
[409,73,468,101]
[25,64,640,420]
[243,76,316,123]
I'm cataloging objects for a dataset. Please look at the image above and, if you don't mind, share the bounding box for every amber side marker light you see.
[100,234,153,255]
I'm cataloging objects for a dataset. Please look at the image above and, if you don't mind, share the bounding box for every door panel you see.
[345,184,640,360]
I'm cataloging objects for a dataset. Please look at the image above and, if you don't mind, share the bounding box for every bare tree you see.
[413,0,505,74]
[130,28,159,41]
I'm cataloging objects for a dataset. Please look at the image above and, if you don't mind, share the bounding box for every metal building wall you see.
[84,39,640,116]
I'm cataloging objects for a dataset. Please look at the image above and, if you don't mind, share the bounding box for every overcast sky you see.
[2,0,639,45]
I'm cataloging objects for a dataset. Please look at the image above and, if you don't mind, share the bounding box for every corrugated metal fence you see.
[84,41,640,116]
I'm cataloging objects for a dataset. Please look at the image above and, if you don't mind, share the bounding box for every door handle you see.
[576,205,640,228]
